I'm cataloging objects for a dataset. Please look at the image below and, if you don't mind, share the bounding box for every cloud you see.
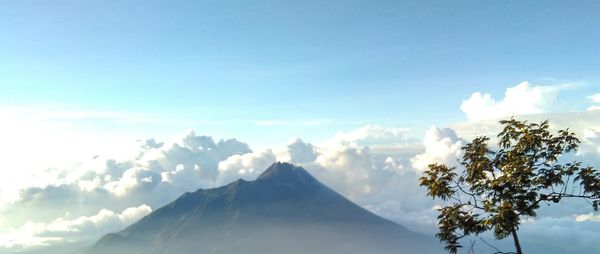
[2,121,599,254]
[452,110,600,143]
[2,185,108,226]
[217,149,277,183]
[575,213,600,222]
[411,126,464,172]
[406,124,600,254]
[103,167,161,197]
[278,137,401,200]
[35,205,151,237]
[588,93,600,111]
[429,108,600,253]
[460,81,568,121]
[329,124,412,147]
[515,215,600,254]
[287,138,319,164]
[0,204,151,249]
[580,128,600,158]
[313,146,381,198]
[1,132,253,228]
[267,135,438,236]
[143,130,252,181]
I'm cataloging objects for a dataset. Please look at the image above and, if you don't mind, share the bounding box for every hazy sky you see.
[1,1,600,253]
[2,1,599,143]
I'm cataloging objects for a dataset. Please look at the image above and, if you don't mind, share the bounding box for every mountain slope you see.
[86,162,441,254]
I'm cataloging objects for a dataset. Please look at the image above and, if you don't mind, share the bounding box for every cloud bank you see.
[0,204,151,249]
[1,81,600,254]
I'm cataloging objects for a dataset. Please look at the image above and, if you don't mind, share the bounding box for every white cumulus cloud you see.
[103,167,161,197]
[2,120,600,254]
[0,204,151,249]
[217,149,278,183]
[287,138,319,164]
[460,81,567,122]
[1,132,253,229]
[411,126,464,172]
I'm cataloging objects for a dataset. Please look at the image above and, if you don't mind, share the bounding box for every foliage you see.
[419,119,600,254]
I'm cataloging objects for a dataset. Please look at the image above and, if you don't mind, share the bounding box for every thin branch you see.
[468,239,476,254]
[453,181,485,210]
[478,237,503,253]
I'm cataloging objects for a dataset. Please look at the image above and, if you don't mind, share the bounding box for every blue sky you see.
[2,0,600,146]
[1,1,600,253]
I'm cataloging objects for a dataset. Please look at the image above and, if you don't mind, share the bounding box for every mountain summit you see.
[257,162,316,183]
[86,162,440,254]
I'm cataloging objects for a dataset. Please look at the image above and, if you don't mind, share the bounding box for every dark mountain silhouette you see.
[85,162,441,254]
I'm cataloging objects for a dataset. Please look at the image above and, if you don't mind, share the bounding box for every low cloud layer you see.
[1,82,600,253]
[0,204,151,249]
[3,118,600,253]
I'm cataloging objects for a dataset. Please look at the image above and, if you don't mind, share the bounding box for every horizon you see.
[1,1,600,253]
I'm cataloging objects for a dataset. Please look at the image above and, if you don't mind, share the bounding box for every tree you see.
[419,119,600,254]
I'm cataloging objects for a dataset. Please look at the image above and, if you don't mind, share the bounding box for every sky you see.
[1,1,600,253]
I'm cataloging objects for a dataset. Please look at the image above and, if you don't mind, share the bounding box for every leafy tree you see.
[419,119,600,254]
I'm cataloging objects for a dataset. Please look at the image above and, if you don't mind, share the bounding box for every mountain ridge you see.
[86,162,440,254]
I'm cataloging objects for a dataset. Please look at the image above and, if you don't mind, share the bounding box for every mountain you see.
[85,162,441,254]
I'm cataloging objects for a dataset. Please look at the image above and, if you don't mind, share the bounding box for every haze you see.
[1,1,600,253]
